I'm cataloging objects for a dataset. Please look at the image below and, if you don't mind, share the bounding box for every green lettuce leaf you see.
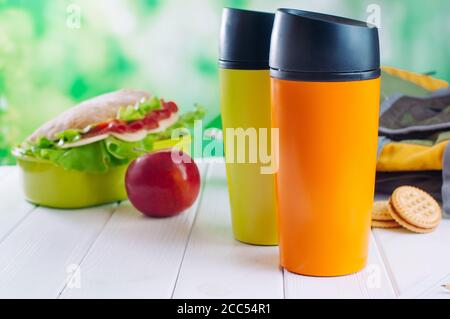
[54,129,82,143]
[35,136,55,149]
[104,135,155,160]
[139,96,162,114]
[44,142,111,173]
[117,96,162,122]
[117,106,143,122]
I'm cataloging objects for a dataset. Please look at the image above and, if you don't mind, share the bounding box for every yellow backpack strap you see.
[382,66,448,91]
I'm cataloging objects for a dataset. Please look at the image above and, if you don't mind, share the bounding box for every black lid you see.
[219,8,275,70]
[270,9,381,81]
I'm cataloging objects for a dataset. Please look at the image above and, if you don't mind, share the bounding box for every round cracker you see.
[388,201,437,234]
[372,201,395,221]
[391,186,442,229]
[372,219,401,229]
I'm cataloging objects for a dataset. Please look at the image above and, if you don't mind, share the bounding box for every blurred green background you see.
[0,0,449,164]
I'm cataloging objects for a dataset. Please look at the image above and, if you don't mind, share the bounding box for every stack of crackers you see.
[372,186,442,234]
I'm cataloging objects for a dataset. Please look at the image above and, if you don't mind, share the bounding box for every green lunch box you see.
[14,138,190,209]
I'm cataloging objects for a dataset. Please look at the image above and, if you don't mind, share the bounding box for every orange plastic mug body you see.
[272,77,381,276]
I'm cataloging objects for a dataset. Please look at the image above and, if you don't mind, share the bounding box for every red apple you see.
[125,150,201,218]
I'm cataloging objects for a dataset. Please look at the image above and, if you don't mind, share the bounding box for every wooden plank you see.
[172,163,284,299]
[0,204,115,298]
[0,167,37,244]
[418,273,450,299]
[60,163,208,299]
[0,166,14,181]
[398,271,450,299]
[373,220,450,298]
[284,234,396,299]
[283,192,396,299]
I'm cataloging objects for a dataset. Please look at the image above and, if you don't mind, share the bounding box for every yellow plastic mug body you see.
[272,77,381,276]
[220,68,278,246]
[16,138,190,209]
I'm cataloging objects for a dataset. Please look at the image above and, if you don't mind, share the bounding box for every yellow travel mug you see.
[219,8,278,245]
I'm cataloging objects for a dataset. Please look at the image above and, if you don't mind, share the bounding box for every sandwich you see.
[13,89,205,209]
[14,88,204,173]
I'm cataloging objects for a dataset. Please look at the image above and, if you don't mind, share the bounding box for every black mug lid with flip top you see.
[219,8,275,70]
[270,9,381,81]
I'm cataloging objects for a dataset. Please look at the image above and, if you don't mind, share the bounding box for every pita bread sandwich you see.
[13,89,204,209]
[14,88,204,173]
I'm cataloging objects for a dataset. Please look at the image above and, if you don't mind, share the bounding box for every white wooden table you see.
[0,163,449,299]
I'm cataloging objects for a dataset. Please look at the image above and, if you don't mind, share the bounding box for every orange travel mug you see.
[270,9,381,276]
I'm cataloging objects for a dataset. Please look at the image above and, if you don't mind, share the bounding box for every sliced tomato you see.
[151,109,171,121]
[163,101,178,113]
[108,120,128,134]
[127,120,145,132]
[143,116,158,130]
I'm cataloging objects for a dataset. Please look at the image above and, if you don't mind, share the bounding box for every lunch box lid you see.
[270,9,381,81]
[219,8,275,70]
